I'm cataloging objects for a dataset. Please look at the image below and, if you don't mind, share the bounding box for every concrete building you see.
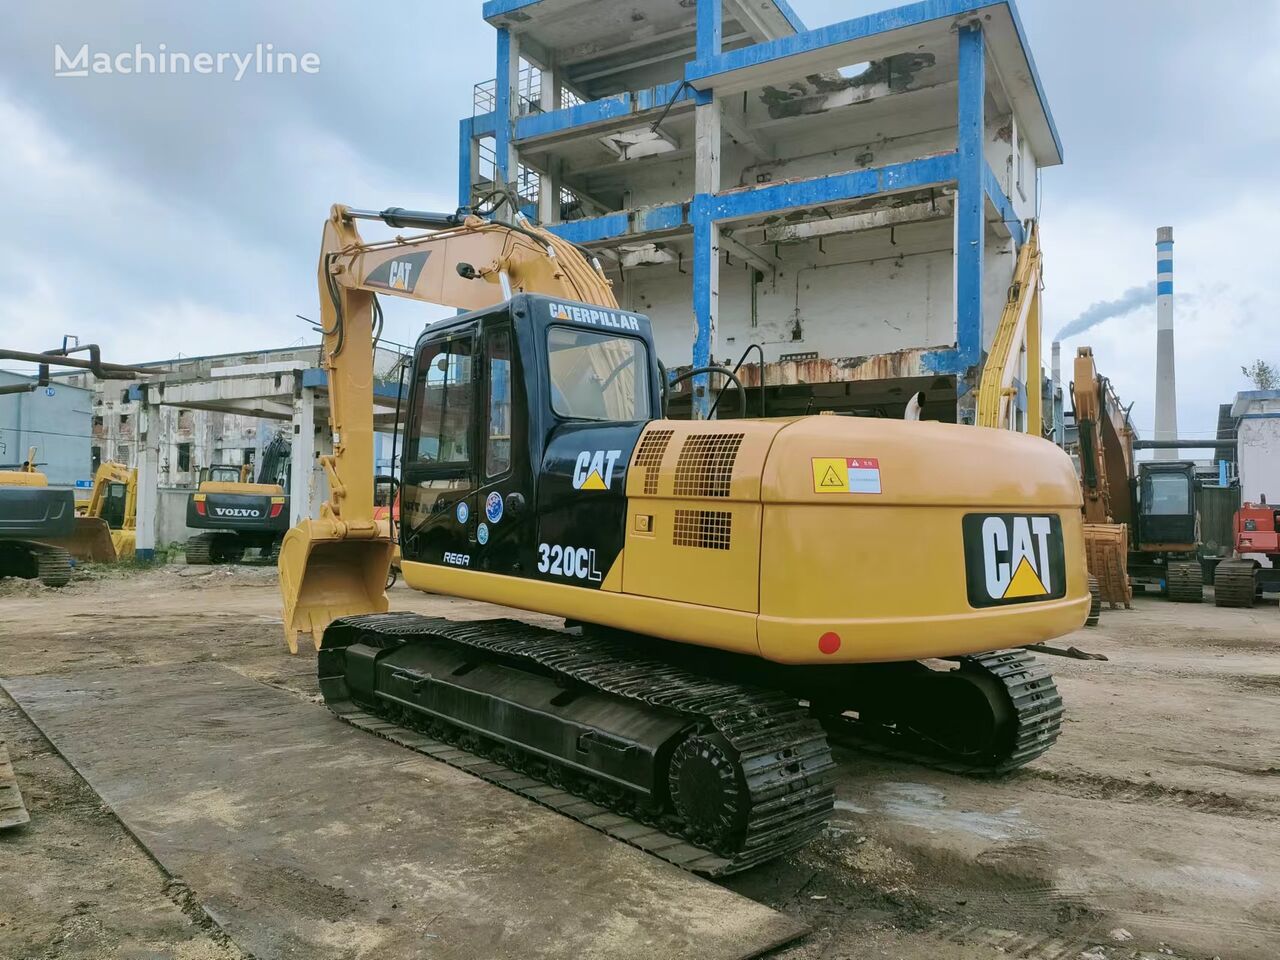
[42,344,407,554]
[0,370,93,486]
[1231,390,1280,503]
[464,0,1059,420]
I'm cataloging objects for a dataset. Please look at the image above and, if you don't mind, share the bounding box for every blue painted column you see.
[494,27,514,191]
[696,0,723,61]
[691,197,717,418]
[956,22,985,419]
[457,117,474,210]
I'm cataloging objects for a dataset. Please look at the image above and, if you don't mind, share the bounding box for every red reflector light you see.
[818,632,841,655]
[269,502,284,519]
[194,501,206,516]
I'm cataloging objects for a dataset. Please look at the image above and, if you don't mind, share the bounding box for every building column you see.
[290,386,317,526]
[536,59,559,223]
[457,118,475,211]
[955,22,985,423]
[696,0,723,61]
[135,398,160,560]
[691,96,721,419]
[494,27,521,218]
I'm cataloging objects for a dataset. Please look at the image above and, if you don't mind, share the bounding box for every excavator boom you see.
[280,204,617,650]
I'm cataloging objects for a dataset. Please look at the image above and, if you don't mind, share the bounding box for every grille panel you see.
[673,509,733,551]
[633,429,674,496]
[673,433,744,498]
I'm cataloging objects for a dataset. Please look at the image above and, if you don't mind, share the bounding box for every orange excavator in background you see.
[276,198,1090,876]
[1071,347,1204,606]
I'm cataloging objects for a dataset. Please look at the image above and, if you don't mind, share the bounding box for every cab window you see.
[409,335,474,465]
[486,328,512,477]
[1144,473,1190,516]
[546,326,649,421]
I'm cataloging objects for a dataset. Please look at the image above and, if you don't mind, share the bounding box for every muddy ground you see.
[0,564,1276,960]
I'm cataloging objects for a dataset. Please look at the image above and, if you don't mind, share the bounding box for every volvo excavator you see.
[278,201,1090,876]
[186,435,291,564]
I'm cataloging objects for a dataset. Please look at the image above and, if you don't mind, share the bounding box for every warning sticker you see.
[811,457,882,494]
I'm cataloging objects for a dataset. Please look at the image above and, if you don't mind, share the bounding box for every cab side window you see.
[409,335,474,466]
[486,328,512,478]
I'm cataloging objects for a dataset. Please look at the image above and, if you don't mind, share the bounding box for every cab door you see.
[400,325,479,567]
[470,315,534,576]
[400,315,533,577]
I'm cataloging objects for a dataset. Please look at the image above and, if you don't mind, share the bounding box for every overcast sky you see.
[2,1,1276,436]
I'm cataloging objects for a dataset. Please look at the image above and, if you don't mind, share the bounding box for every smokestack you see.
[1154,226,1178,460]
[1051,340,1064,446]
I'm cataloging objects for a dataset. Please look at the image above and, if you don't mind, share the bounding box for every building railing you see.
[473,63,582,117]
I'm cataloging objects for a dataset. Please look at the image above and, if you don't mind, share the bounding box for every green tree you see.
[1241,359,1278,390]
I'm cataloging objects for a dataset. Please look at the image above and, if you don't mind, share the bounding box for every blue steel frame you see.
[461,0,1055,412]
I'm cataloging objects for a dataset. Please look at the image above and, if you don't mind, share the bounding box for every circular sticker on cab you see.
[485,490,503,524]
[477,522,489,545]
[455,501,469,524]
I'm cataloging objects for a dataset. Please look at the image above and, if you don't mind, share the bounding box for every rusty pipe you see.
[0,346,157,378]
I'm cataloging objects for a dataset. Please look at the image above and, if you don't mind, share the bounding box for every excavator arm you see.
[1071,346,1136,606]
[280,203,616,650]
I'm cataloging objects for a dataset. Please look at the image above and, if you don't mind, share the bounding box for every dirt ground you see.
[1,564,1276,960]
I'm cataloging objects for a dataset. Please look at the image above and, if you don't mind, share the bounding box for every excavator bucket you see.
[1084,522,1132,608]
[0,742,29,830]
[45,517,118,564]
[278,519,394,653]
[110,528,136,561]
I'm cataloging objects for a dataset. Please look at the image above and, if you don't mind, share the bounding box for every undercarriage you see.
[319,613,1064,875]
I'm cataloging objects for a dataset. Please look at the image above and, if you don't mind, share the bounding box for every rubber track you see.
[35,548,72,588]
[184,534,214,565]
[324,612,836,876]
[1086,576,1101,627]
[1214,560,1257,608]
[824,649,1065,776]
[1166,561,1203,603]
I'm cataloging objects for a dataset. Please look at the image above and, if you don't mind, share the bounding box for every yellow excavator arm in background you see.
[976,223,1042,432]
[1071,346,1136,607]
[280,203,618,650]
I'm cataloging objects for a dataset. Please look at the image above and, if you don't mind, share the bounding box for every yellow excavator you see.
[42,461,138,564]
[279,201,1090,875]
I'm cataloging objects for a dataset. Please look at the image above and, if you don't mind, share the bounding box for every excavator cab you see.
[1134,461,1197,549]
[395,294,658,582]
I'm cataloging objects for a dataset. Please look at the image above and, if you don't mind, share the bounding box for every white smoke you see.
[1054,281,1156,341]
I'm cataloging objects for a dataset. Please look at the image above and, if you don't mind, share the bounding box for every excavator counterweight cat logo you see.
[962,514,1067,607]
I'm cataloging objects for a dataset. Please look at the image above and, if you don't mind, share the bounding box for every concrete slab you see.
[3,663,804,960]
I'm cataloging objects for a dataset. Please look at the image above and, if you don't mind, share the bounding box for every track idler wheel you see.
[667,733,750,852]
